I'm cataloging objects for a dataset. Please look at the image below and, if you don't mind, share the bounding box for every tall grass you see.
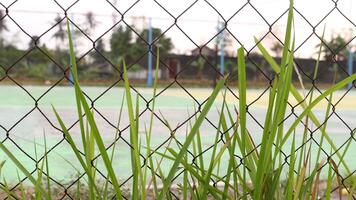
[0,0,356,199]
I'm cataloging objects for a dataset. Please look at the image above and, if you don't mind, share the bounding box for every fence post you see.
[219,21,225,75]
[147,17,153,87]
[68,14,75,86]
[348,46,353,90]
[348,0,354,90]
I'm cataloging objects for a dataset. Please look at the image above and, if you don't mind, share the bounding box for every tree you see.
[52,14,81,51]
[91,39,107,65]
[110,25,133,65]
[51,15,76,75]
[109,25,173,72]
[0,10,8,47]
[271,41,283,57]
[0,45,25,71]
[84,11,97,35]
[191,57,206,80]
[0,10,7,32]
[52,14,66,49]
[224,59,236,73]
[135,27,173,58]
[317,35,350,61]
[28,35,40,49]
[27,36,50,64]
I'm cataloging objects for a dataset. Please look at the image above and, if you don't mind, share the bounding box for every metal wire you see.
[0,0,355,199]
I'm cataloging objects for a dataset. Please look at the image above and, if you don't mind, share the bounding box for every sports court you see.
[0,85,355,182]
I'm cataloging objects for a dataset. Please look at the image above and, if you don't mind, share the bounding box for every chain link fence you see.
[0,0,356,199]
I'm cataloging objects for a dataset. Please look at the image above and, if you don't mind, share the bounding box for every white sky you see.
[1,0,355,58]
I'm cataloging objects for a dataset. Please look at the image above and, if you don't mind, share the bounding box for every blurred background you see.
[0,0,355,185]
[0,0,355,86]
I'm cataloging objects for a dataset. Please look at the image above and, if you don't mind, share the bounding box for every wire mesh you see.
[0,0,355,199]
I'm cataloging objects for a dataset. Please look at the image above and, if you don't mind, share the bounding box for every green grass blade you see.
[221,108,239,199]
[66,19,87,158]
[157,78,225,200]
[52,106,101,195]
[143,48,160,199]
[281,73,356,146]
[285,132,296,199]
[253,0,294,196]
[66,18,123,200]
[43,134,52,200]
[255,36,352,174]
[183,169,188,200]
[279,0,294,70]
[103,93,125,199]
[162,148,230,199]
[16,170,27,200]
[0,143,50,199]
[72,81,122,200]
[193,107,205,176]
[294,147,310,200]
[325,152,333,200]
[122,60,142,200]
[200,97,226,198]
[237,47,248,199]
[0,179,21,200]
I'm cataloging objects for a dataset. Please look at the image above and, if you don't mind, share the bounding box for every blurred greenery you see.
[0,12,354,84]
[0,17,173,82]
[316,35,355,61]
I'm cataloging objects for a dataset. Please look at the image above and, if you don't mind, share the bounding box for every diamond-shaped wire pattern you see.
[0,0,356,199]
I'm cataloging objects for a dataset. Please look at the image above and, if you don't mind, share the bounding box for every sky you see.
[0,0,355,58]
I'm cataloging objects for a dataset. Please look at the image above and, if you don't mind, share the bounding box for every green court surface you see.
[0,85,355,183]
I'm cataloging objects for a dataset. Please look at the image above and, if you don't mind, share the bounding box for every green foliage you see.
[129,63,143,72]
[191,57,206,79]
[317,35,351,61]
[0,44,57,79]
[0,10,7,32]
[136,27,173,58]
[0,10,8,48]
[110,26,133,64]
[271,41,283,57]
[52,14,66,45]
[25,63,48,79]
[110,25,173,67]
[91,39,108,65]
[344,175,356,190]
[0,45,25,70]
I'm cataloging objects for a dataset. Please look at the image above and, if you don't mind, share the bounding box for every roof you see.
[191,46,215,56]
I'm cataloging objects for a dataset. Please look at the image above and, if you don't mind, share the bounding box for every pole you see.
[219,21,225,75]
[112,0,118,26]
[68,14,75,86]
[348,46,353,90]
[348,0,353,90]
[147,17,153,87]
